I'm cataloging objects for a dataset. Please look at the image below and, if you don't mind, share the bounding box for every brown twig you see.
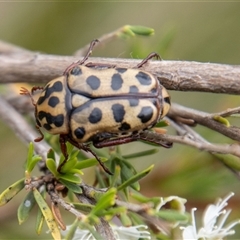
[0,40,240,94]
[168,103,240,142]
[0,95,51,161]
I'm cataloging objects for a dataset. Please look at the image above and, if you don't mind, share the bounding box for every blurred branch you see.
[168,103,240,142]
[0,95,51,161]
[0,40,240,94]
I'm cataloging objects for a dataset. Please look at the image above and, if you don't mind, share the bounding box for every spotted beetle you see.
[21,40,172,174]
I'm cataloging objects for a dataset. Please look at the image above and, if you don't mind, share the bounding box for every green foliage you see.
[0,137,188,240]
[33,188,61,239]
[26,142,42,173]
[0,178,25,206]
[18,190,36,224]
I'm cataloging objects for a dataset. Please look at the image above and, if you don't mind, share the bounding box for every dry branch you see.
[0,40,240,95]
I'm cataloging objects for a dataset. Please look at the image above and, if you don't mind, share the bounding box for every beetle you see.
[21,40,172,174]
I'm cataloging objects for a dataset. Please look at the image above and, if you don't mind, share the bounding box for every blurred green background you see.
[0,2,240,239]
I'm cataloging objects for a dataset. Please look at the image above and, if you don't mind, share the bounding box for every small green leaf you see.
[28,156,42,173]
[0,178,25,206]
[35,189,46,235]
[46,158,58,176]
[60,157,78,173]
[110,165,121,188]
[124,25,154,36]
[33,188,61,240]
[213,115,230,127]
[154,120,170,128]
[118,165,154,191]
[212,153,240,171]
[90,188,117,216]
[47,149,55,160]
[103,207,126,221]
[59,179,82,194]
[59,173,81,184]
[123,149,158,159]
[120,163,139,191]
[26,142,34,169]
[131,191,160,205]
[75,157,108,170]
[18,191,36,224]
[35,207,44,235]
[26,142,42,172]
[68,168,84,175]
[73,202,94,212]
[156,209,188,222]
[120,212,132,227]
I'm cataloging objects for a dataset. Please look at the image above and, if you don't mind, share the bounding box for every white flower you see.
[61,224,151,240]
[113,225,151,239]
[181,192,240,240]
[156,196,187,214]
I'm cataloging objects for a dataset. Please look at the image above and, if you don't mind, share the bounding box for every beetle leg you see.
[93,132,172,149]
[20,87,36,106]
[59,135,112,175]
[31,86,44,95]
[85,62,116,69]
[139,131,173,148]
[57,135,69,172]
[93,135,138,148]
[76,39,100,65]
[135,52,162,69]
[63,39,99,75]
[34,125,44,142]
[80,144,113,175]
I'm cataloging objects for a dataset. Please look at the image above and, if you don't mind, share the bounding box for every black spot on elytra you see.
[118,122,131,131]
[137,106,153,123]
[151,88,157,94]
[164,96,171,105]
[74,127,86,139]
[43,123,52,130]
[135,71,152,85]
[151,99,157,107]
[70,66,82,76]
[37,81,63,105]
[111,73,123,90]
[86,75,101,90]
[38,111,64,130]
[129,85,139,93]
[48,96,59,108]
[129,99,139,107]
[88,107,102,123]
[116,68,127,74]
[112,104,125,122]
